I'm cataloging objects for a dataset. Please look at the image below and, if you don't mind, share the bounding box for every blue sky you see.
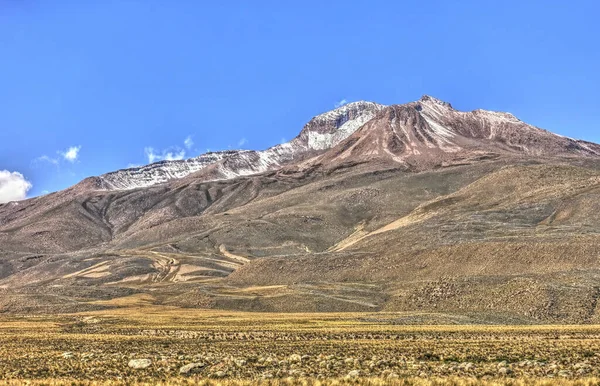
[1,1,599,200]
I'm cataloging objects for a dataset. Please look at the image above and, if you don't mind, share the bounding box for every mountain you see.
[1,96,600,323]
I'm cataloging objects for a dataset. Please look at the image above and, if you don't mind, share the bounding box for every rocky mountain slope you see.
[1,96,600,323]
[311,96,600,172]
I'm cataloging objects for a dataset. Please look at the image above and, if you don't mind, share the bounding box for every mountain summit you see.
[315,96,600,171]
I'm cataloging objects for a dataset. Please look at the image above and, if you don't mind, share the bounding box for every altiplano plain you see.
[3,299,600,385]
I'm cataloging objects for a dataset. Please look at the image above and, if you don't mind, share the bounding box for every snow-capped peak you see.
[312,101,386,121]
[301,101,386,151]
[419,95,453,109]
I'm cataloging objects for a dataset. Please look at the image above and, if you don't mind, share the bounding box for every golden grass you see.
[2,306,600,384]
[1,378,600,385]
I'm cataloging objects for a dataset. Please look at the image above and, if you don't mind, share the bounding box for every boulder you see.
[179,362,206,375]
[128,359,152,369]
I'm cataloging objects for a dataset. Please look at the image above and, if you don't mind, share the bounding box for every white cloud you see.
[31,154,60,168]
[38,155,59,165]
[144,147,186,163]
[334,99,348,108]
[61,146,81,163]
[184,136,194,150]
[144,147,160,163]
[163,149,186,161]
[0,170,32,204]
[238,138,247,147]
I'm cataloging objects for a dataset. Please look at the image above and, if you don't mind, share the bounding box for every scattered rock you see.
[128,359,152,369]
[179,362,206,375]
[558,370,572,378]
[498,367,512,376]
[288,354,302,363]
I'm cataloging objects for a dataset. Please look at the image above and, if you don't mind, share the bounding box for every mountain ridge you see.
[74,95,600,194]
[90,100,385,191]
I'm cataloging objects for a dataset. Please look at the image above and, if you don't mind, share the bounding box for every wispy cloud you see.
[334,99,348,108]
[33,145,82,169]
[164,149,186,161]
[144,147,160,163]
[61,146,81,163]
[143,136,197,164]
[0,170,32,203]
[238,138,247,147]
[144,147,186,163]
[33,155,59,166]
[184,136,194,150]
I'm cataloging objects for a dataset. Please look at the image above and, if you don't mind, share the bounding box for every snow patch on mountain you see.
[97,101,385,190]
[100,151,239,190]
[307,110,381,150]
